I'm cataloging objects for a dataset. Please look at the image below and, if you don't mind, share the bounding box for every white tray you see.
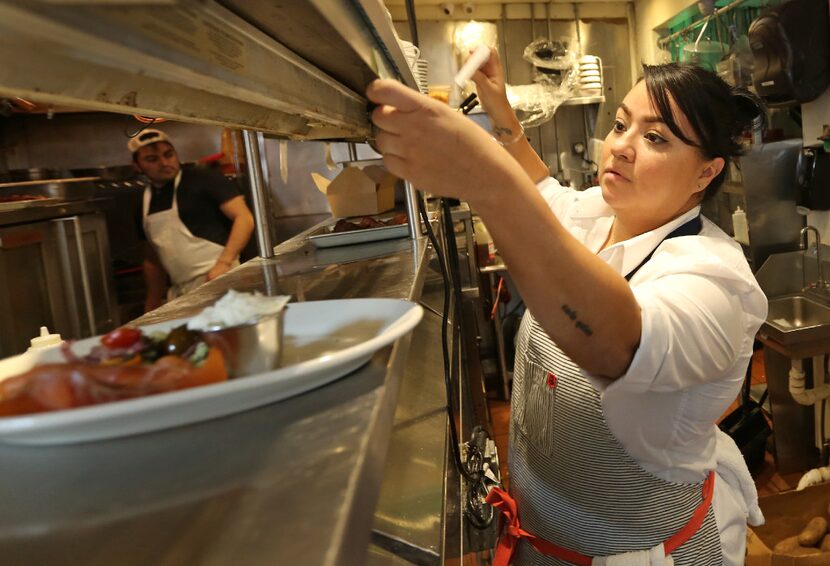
[0,298,423,445]
[308,219,409,248]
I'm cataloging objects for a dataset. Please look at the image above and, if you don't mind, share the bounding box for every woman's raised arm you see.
[470,48,550,184]
[368,79,640,379]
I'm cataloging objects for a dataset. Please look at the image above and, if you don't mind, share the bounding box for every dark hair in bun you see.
[641,62,766,200]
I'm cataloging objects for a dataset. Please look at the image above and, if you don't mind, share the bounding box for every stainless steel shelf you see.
[465,94,605,113]
[560,94,606,106]
[0,0,416,141]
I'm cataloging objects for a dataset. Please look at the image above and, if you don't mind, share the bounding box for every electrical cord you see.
[490,275,526,329]
[490,277,505,321]
[416,193,496,530]
[417,192,472,482]
[124,115,162,139]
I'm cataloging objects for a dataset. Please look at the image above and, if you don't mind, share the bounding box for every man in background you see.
[129,128,254,311]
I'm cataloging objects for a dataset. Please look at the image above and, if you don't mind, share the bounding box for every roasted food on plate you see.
[0,325,227,416]
[0,290,290,418]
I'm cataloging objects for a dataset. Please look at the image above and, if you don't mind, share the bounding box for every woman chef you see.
[367,52,767,565]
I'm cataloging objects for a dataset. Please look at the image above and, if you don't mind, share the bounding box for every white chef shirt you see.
[536,178,768,564]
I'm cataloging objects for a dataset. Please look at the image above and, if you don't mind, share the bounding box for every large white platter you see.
[0,298,423,445]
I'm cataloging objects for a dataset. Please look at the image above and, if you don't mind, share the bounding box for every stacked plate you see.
[400,39,429,94]
[577,55,603,95]
[413,59,429,94]
[400,40,419,67]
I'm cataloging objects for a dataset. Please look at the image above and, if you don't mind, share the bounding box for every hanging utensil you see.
[279,140,289,184]
[683,18,726,71]
[694,18,710,51]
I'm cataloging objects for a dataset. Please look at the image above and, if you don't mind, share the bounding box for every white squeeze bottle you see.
[732,207,750,245]
[0,326,62,378]
[28,326,63,351]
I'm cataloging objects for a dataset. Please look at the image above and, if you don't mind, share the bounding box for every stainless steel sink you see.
[764,294,830,344]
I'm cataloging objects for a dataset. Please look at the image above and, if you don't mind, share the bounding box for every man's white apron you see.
[142,171,225,297]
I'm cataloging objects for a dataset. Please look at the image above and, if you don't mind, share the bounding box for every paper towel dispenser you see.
[748,0,830,106]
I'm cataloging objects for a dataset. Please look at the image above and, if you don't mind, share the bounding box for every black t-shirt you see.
[140,166,241,247]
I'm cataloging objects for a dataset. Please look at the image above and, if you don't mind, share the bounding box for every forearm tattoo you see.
[561,304,593,337]
[492,125,513,138]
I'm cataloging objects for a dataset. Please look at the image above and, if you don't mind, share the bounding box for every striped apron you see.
[491,216,723,565]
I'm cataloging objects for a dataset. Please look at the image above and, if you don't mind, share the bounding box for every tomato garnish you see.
[101,326,142,349]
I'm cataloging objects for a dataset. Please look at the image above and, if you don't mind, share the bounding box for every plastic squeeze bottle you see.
[732,207,750,245]
[28,326,63,351]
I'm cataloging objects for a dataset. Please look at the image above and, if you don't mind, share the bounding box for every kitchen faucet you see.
[800,225,829,291]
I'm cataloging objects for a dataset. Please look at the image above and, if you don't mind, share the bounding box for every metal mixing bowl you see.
[202,312,284,377]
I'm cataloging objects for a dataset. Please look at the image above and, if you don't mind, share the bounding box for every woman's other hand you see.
[470,47,509,114]
[464,48,548,182]
[367,79,521,207]
[469,48,530,159]
[470,47,519,133]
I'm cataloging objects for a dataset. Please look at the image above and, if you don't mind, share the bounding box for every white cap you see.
[29,326,62,350]
[127,128,171,153]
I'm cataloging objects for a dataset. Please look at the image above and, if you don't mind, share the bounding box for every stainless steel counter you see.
[0,227,449,566]
[0,199,100,227]
[369,271,451,565]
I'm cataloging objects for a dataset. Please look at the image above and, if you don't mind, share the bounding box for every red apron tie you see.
[486,470,715,566]
[485,487,592,566]
[663,470,715,554]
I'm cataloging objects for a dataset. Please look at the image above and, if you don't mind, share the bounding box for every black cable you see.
[124,115,159,139]
[418,195,499,531]
[416,193,475,483]
[403,0,419,47]
[443,203,462,405]
[410,98,500,529]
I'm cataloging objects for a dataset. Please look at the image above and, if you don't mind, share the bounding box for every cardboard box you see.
[746,481,830,565]
[311,165,396,218]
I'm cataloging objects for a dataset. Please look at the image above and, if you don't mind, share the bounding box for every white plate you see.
[580,70,601,78]
[308,219,409,248]
[0,298,423,445]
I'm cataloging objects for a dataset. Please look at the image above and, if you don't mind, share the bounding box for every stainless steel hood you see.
[0,0,417,140]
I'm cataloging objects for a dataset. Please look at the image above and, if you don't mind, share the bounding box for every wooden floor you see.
[487,347,803,496]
